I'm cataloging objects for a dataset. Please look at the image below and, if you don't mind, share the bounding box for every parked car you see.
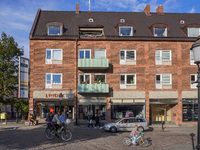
[103,117,149,133]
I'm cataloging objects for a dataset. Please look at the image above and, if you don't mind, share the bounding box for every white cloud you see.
[189,7,195,13]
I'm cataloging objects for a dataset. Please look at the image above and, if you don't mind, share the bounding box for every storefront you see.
[182,99,198,122]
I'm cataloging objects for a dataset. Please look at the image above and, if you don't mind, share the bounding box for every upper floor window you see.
[79,49,91,59]
[94,49,106,59]
[155,50,171,65]
[191,74,197,89]
[46,49,62,64]
[120,50,136,65]
[120,19,125,23]
[48,26,62,35]
[190,50,195,65]
[94,74,106,84]
[154,27,167,37]
[46,73,62,89]
[79,28,104,37]
[119,26,133,36]
[188,28,200,37]
[79,74,91,84]
[156,74,172,89]
[120,74,136,89]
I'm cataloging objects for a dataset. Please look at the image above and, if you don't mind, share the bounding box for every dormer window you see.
[48,25,62,35]
[89,18,94,22]
[188,27,200,37]
[154,27,167,37]
[120,19,125,23]
[119,26,133,36]
[79,28,104,37]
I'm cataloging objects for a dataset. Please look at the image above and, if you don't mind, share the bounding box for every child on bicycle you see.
[130,125,141,144]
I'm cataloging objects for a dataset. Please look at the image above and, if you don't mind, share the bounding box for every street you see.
[0,123,197,150]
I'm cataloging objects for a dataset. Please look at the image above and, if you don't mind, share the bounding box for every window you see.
[79,74,91,84]
[156,74,171,89]
[182,99,198,122]
[79,28,104,37]
[94,74,106,84]
[120,19,125,23]
[120,50,136,65]
[94,50,106,59]
[188,28,200,37]
[119,26,133,36]
[191,74,197,89]
[79,50,91,59]
[180,20,185,24]
[46,49,62,64]
[46,73,62,88]
[89,18,94,22]
[48,26,61,35]
[154,27,167,37]
[120,74,136,89]
[155,50,171,65]
[190,50,195,65]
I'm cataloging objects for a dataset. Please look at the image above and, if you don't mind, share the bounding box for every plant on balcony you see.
[130,80,134,84]
[81,81,87,84]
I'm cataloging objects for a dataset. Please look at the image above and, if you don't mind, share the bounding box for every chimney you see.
[156,5,164,14]
[76,3,79,14]
[143,4,150,15]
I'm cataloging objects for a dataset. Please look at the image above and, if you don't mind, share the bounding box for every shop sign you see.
[46,93,64,98]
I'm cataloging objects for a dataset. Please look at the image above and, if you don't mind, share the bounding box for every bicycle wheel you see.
[139,137,149,147]
[61,130,72,141]
[45,128,55,140]
[123,137,132,146]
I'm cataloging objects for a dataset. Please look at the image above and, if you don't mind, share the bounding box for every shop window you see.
[155,50,171,65]
[111,105,144,119]
[188,27,200,37]
[154,27,167,37]
[94,74,106,84]
[120,50,136,65]
[48,25,62,35]
[182,99,198,122]
[190,50,195,65]
[119,26,133,36]
[94,49,106,59]
[79,49,91,59]
[79,74,91,84]
[191,74,197,89]
[79,105,106,120]
[46,73,62,89]
[156,74,171,89]
[46,49,62,64]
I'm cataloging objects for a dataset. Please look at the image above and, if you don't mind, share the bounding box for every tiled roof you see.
[30,10,200,41]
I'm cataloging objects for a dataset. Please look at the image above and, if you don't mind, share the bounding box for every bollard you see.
[162,121,165,131]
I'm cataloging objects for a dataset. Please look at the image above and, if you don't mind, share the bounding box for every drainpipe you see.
[75,38,78,125]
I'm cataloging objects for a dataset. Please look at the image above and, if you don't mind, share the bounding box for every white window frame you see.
[45,73,62,88]
[79,73,91,84]
[190,50,195,65]
[156,74,172,89]
[79,49,91,59]
[89,18,94,22]
[46,49,62,64]
[155,50,171,65]
[120,19,125,23]
[188,27,200,37]
[94,73,106,83]
[94,49,106,59]
[120,50,136,65]
[119,26,133,36]
[154,27,167,37]
[48,25,62,35]
[191,74,197,89]
[120,74,136,85]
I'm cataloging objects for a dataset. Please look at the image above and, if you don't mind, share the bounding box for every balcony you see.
[78,84,109,93]
[78,59,109,70]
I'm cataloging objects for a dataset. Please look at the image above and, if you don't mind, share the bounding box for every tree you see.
[0,32,23,107]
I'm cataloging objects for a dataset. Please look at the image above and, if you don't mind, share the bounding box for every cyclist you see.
[130,125,141,144]
[52,111,61,131]
[60,112,67,128]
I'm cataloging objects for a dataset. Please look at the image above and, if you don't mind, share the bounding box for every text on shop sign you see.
[46,94,64,98]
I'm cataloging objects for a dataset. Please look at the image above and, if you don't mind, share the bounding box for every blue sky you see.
[0,0,200,58]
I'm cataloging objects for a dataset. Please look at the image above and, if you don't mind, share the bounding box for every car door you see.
[117,119,128,131]
[127,118,136,131]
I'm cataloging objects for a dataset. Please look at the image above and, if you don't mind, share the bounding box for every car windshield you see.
[115,119,122,123]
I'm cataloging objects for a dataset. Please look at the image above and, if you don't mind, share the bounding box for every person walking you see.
[88,115,93,128]
[95,114,100,128]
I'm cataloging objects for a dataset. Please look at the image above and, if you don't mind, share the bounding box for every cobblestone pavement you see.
[0,123,197,150]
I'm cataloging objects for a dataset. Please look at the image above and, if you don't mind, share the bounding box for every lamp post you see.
[59,93,63,115]
[191,36,200,150]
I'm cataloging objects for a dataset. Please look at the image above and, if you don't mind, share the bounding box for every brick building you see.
[29,4,199,125]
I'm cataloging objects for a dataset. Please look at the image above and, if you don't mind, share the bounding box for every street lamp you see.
[59,93,63,115]
[191,36,200,150]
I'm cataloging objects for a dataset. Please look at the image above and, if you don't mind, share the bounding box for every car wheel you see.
[137,126,144,132]
[110,126,117,133]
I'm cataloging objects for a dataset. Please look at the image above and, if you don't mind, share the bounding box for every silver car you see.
[104,117,149,133]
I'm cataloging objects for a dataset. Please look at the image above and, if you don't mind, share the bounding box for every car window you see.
[121,119,128,123]
[136,118,145,122]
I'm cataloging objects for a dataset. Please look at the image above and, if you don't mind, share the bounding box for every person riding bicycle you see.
[130,125,141,144]
[46,112,54,123]
[52,111,61,131]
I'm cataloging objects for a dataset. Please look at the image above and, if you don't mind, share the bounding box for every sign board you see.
[18,56,29,98]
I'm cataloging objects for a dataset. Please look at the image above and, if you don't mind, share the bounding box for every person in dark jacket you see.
[95,114,100,128]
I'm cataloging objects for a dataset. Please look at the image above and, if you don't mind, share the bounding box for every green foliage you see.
[0,32,23,103]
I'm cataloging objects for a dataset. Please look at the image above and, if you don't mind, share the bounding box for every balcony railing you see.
[78,59,109,69]
[78,84,109,93]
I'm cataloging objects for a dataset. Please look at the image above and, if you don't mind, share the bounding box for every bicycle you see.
[123,132,149,147]
[45,122,72,141]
